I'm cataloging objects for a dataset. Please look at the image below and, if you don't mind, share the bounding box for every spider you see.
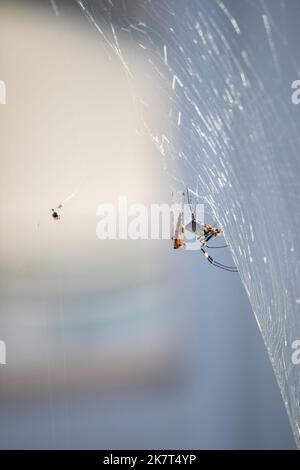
[51,204,63,220]
[173,188,238,272]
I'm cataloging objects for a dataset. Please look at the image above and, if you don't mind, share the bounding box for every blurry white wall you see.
[0,1,182,401]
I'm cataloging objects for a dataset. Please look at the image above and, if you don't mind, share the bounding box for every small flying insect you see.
[51,204,63,221]
[173,188,238,272]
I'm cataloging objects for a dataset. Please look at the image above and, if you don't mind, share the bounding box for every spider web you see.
[72,0,300,447]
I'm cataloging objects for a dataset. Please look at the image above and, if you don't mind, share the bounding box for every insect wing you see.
[185,220,204,238]
[173,209,186,249]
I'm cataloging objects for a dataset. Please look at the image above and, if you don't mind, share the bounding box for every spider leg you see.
[201,247,238,272]
[206,244,229,249]
[198,232,214,243]
[202,229,229,248]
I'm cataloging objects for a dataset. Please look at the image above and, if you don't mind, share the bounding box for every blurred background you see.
[0,0,296,449]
